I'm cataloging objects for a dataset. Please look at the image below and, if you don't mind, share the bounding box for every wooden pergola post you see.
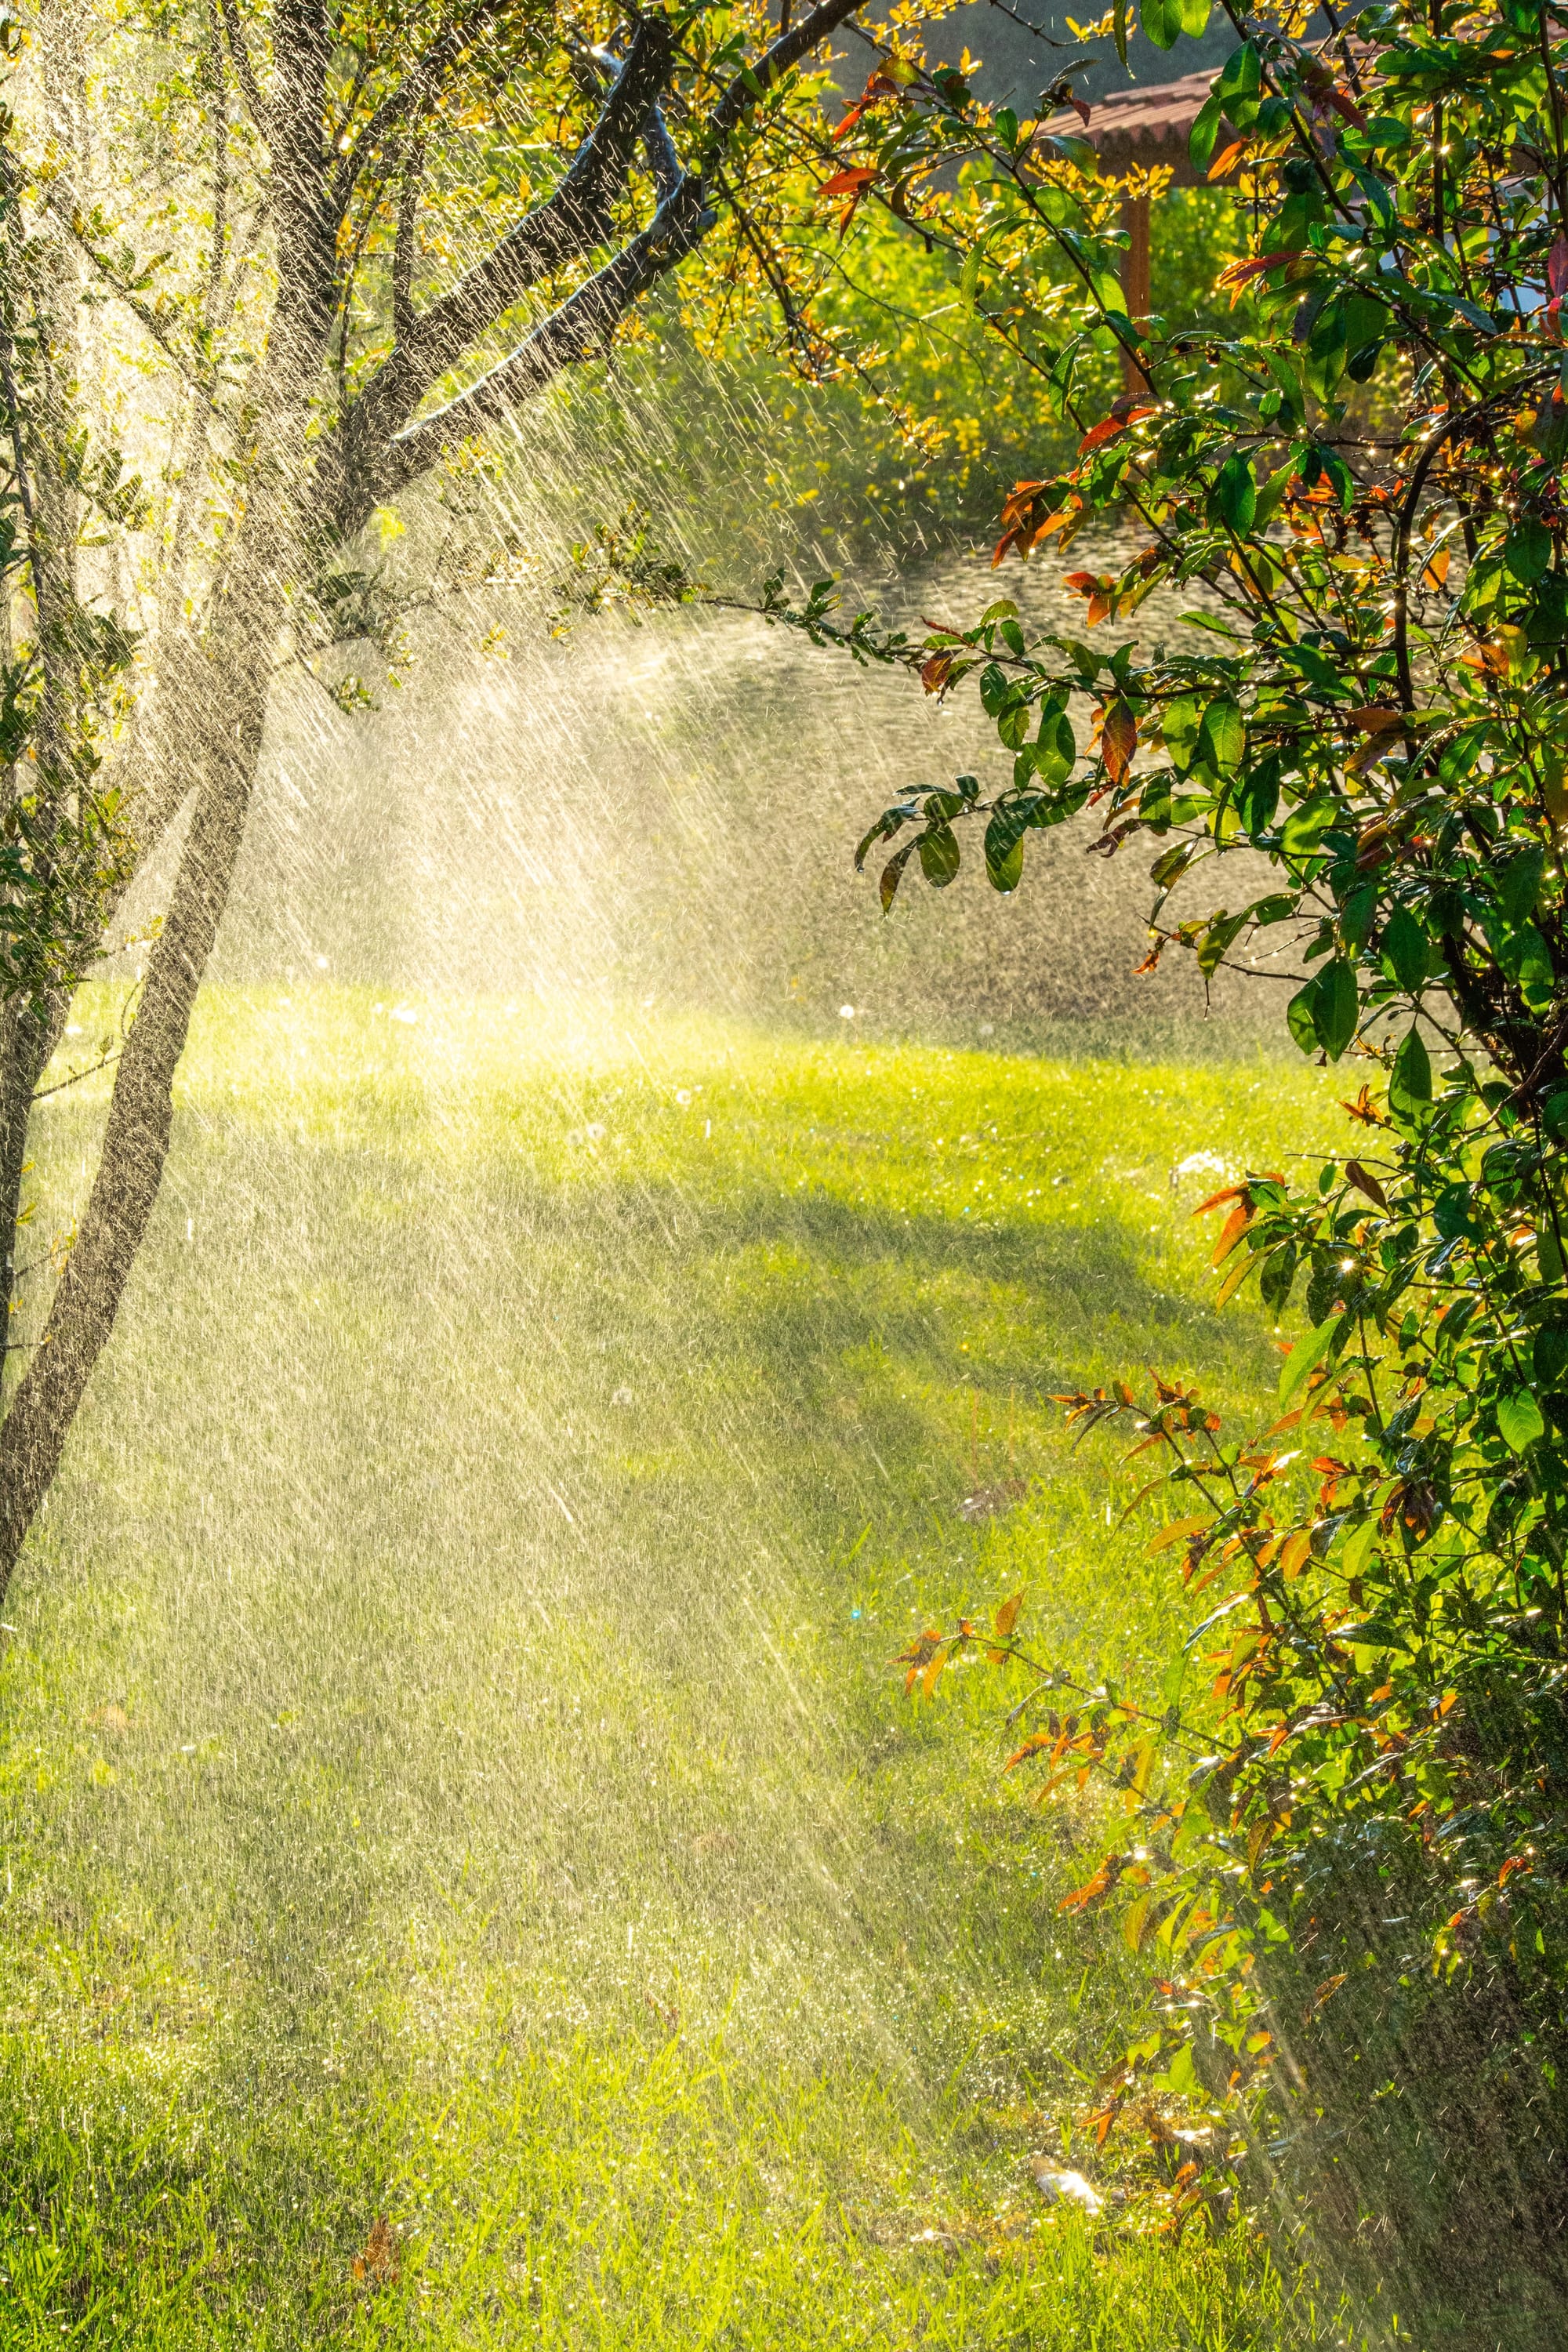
[1120,191,1152,394]
[1044,70,1224,399]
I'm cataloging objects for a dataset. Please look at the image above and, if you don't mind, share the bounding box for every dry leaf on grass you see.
[350,2216,399,2287]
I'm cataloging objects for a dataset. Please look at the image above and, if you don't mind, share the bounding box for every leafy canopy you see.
[757,0,1568,2230]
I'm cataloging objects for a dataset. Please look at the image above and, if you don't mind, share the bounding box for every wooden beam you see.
[1120,191,1151,394]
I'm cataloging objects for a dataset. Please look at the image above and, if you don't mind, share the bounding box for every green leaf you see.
[1340,1516,1380,1578]
[1142,0,1181,49]
[1281,793,1337,856]
[1156,2041,1201,2096]
[1379,906,1429,992]
[1036,705,1076,782]
[1535,1324,1568,1386]
[1279,1310,1345,1410]
[1178,0,1212,31]
[1389,1025,1432,1124]
[1341,882,1377,952]
[1287,981,1320,1055]
[1497,1389,1546,1454]
[1189,89,1223,172]
[1214,42,1261,124]
[918,826,961,887]
[1498,844,1545,925]
[1197,909,1248,978]
[880,840,916,913]
[984,811,1025,893]
[1196,697,1244,775]
[1209,453,1257,534]
[1504,522,1552,584]
[1314,957,1359,1060]
[1113,0,1130,65]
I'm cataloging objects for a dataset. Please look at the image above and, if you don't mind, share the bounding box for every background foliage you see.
[743,0,1568,2319]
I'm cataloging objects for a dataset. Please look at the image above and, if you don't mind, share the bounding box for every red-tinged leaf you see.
[1214,1249,1257,1308]
[1210,1200,1250,1266]
[1004,1730,1054,1772]
[820,166,878,198]
[1134,940,1163,975]
[1062,569,1102,593]
[1551,234,1568,298]
[1276,1530,1312,1581]
[1216,250,1304,304]
[1087,593,1113,626]
[1192,1181,1248,1217]
[1069,93,1092,125]
[350,2218,400,2288]
[999,477,1050,527]
[1499,1853,1533,1885]
[1345,1158,1388,1209]
[1101,701,1138,786]
[1077,404,1156,456]
[1325,85,1367,130]
[920,650,955,695]
[880,840,916,912]
[1059,1862,1113,1913]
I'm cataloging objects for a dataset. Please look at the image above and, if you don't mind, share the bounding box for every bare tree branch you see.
[216,0,266,126]
[332,0,511,200]
[330,0,867,534]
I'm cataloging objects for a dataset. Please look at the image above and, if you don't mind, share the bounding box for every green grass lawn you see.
[0,989,1357,2348]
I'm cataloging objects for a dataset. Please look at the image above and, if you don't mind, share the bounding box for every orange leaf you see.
[1276,1530,1312,1581]
[1207,139,1247,180]
[1102,700,1138,783]
[920,651,955,696]
[1341,1084,1388,1127]
[1077,403,1156,455]
[351,2217,400,2288]
[1345,1158,1388,1209]
[1216,249,1303,292]
[1059,1860,1113,1914]
[820,166,878,198]
[1149,1515,1209,1553]
[1422,546,1451,590]
[994,1590,1024,1644]
[1192,1181,1248,1218]
[1211,1201,1250,1266]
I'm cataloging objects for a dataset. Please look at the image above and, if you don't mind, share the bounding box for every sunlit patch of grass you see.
[0,989,1356,2347]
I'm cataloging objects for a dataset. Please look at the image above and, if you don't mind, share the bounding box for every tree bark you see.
[0,501,282,1598]
[0,990,69,1371]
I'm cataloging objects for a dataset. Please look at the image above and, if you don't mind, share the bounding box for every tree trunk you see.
[0,989,70,1383]
[0,523,282,1597]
